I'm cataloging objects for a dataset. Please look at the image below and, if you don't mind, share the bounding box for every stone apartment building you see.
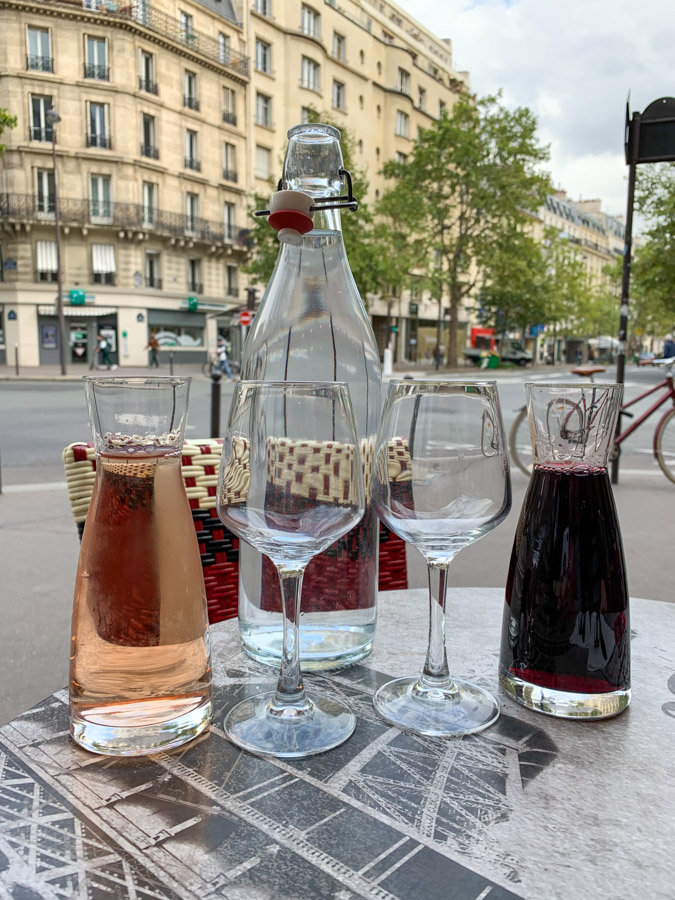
[0,0,469,367]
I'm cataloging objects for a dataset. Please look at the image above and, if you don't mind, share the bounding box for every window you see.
[139,50,156,93]
[179,11,194,43]
[141,114,157,158]
[218,32,230,64]
[145,251,161,288]
[332,80,345,111]
[223,142,237,181]
[395,110,410,138]
[397,68,410,94]
[301,106,311,124]
[187,258,202,292]
[255,39,271,74]
[184,71,199,110]
[332,31,345,61]
[301,57,320,92]
[92,244,116,284]
[224,202,236,240]
[142,181,156,226]
[255,145,271,179]
[87,102,110,148]
[85,37,108,80]
[185,129,199,170]
[301,5,320,38]
[30,95,53,141]
[27,27,52,72]
[36,169,55,216]
[36,240,58,281]
[226,264,238,298]
[154,324,203,347]
[185,193,199,231]
[418,86,426,111]
[256,92,272,127]
[90,174,112,221]
[254,0,271,14]
[222,87,236,125]
[396,151,408,163]
[439,99,446,117]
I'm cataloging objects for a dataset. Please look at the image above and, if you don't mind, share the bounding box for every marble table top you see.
[1,588,673,900]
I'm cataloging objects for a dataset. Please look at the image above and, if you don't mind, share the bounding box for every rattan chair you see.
[62,440,408,625]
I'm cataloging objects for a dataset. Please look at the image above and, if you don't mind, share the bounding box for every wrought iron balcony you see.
[145,276,162,289]
[86,133,112,149]
[222,169,238,183]
[29,126,54,142]
[184,95,200,111]
[84,63,109,80]
[185,157,201,172]
[0,194,234,245]
[224,223,236,242]
[26,55,53,72]
[222,111,237,126]
[139,77,158,94]
[226,286,239,298]
[188,282,204,294]
[141,143,159,159]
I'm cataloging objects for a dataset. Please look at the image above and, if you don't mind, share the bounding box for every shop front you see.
[147,309,207,365]
[37,306,118,367]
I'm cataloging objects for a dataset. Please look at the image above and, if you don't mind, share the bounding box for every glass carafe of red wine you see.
[69,377,212,756]
[500,383,630,719]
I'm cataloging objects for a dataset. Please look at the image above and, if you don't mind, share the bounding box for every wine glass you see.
[217,381,365,758]
[372,380,511,736]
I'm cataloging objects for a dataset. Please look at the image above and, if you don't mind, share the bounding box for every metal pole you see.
[14,343,19,376]
[169,351,174,375]
[210,370,221,438]
[51,127,67,376]
[611,114,639,485]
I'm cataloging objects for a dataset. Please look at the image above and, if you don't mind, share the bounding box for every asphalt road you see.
[0,365,672,724]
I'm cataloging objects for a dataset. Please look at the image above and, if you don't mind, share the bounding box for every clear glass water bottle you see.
[239,123,382,669]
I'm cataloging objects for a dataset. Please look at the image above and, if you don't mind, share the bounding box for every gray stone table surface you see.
[1,588,674,900]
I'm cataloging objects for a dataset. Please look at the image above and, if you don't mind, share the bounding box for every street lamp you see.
[45,106,67,376]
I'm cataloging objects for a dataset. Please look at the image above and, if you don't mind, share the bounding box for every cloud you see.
[398,0,675,217]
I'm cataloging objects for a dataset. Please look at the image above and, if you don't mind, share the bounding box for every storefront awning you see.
[38,306,117,317]
[36,241,57,273]
[92,244,116,274]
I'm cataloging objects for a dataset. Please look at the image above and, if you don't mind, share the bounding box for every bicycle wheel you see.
[654,407,675,485]
[201,359,213,377]
[508,407,533,477]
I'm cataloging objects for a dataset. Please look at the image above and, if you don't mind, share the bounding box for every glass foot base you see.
[373,676,500,737]
[224,691,356,759]
[70,698,212,756]
[500,671,631,719]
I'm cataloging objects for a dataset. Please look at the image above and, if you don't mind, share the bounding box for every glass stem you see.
[271,566,310,712]
[419,560,457,695]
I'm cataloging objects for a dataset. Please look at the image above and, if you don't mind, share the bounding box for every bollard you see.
[210,370,222,438]
[0,445,3,495]
[169,351,174,375]
[14,344,19,376]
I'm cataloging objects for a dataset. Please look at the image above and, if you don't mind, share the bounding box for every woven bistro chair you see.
[62,439,408,625]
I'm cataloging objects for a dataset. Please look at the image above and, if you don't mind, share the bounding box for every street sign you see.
[187,296,199,311]
[69,289,86,306]
[239,310,252,326]
[409,302,418,315]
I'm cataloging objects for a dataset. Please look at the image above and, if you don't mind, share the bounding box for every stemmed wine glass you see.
[372,381,511,736]
[217,381,365,757]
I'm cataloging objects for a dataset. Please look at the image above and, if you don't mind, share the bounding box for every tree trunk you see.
[446,282,460,368]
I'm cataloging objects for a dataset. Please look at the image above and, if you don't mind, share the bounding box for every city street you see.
[0,363,672,723]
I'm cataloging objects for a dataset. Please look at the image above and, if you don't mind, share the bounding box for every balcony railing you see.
[139,76,158,94]
[188,282,204,294]
[185,157,201,171]
[222,111,237,126]
[226,286,239,298]
[26,54,53,72]
[184,95,200,111]
[86,133,112,149]
[222,169,238,183]
[224,223,236,242]
[29,126,54,142]
[145,275,162,289]
[84,63,109,80]
[140,143,159,159]
[0,194,233,245]
[93,272,116,285]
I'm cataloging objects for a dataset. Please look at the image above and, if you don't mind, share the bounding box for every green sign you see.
[409,302,419,315]
[187,296,199,311]
[69,289,86,306]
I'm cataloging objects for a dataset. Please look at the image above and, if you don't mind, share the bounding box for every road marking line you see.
[3,481,67,493]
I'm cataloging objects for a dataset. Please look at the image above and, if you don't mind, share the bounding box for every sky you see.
[396,0,675,219]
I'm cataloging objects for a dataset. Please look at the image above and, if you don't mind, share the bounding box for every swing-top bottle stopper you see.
[267,190,314,245]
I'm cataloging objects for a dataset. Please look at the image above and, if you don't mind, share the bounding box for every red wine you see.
[501,463,630,694]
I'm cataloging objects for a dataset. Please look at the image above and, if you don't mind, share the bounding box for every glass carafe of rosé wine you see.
[69,377,212,755]
[500,382,630,719]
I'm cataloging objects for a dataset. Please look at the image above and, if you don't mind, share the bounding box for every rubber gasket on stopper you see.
[268,209,314,235]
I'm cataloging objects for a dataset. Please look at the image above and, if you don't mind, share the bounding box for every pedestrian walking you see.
[215,338,233,379]
[94,332,114,370]
[664,334,675,358]
[146,331,160,368]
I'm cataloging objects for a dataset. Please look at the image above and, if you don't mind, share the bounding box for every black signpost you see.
[612,97,675,484]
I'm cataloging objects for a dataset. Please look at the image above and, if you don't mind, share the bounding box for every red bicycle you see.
[509,357,675,483]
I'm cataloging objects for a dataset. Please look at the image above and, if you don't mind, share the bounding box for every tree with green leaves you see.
[378,92,551,366]
[0,108,17,156]
[632,163,675,321]
[539,227,596,349]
